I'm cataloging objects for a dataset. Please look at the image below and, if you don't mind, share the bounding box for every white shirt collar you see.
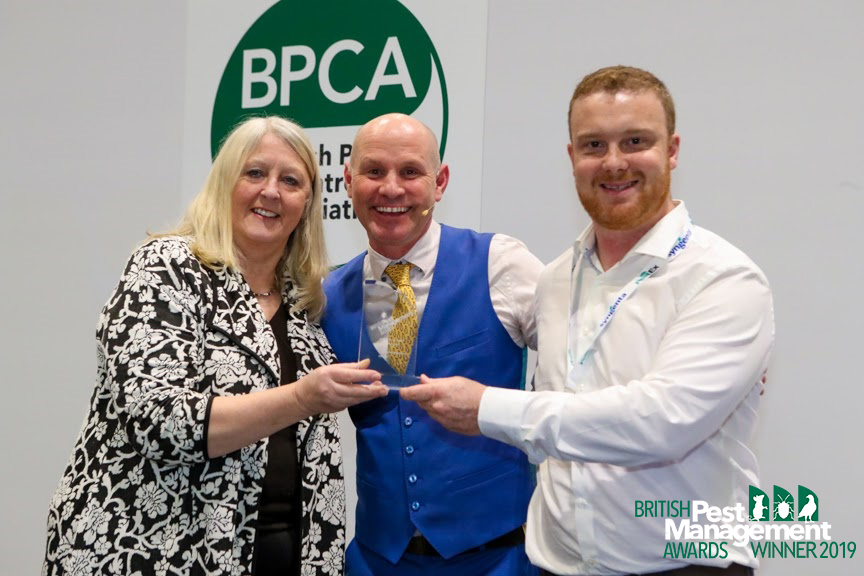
[575,200,691,265]
[367,219,440,281]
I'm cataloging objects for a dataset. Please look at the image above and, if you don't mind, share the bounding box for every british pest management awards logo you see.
[211,0,448,224]
[635,485,856,561]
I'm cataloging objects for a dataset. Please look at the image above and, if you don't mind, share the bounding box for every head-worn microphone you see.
[421,170,442,216]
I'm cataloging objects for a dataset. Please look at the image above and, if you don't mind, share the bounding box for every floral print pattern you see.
[44,237,345,575]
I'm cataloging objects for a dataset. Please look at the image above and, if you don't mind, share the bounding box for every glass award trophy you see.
[359,279,421,390]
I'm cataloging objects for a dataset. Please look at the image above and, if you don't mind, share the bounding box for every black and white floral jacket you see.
[44,237,346,576]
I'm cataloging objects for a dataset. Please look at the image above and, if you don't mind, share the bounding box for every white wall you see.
[0,2,187,573]
[2,1,861,574]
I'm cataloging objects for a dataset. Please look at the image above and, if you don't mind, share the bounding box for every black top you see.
[252,303,301,576]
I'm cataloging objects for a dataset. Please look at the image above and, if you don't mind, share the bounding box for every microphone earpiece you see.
[421,203,435,216]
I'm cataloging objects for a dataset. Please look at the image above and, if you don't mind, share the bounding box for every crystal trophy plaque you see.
[359,279,421,389]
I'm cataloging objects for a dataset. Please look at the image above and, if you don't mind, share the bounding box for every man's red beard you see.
[577,165,672,231]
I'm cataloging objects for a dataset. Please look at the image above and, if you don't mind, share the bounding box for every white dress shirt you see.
[478,202,774,575]
[362,220,542,358]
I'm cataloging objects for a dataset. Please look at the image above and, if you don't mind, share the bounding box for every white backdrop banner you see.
[182,0,488,264]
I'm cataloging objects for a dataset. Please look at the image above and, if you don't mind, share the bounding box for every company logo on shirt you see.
[211,0,448,224]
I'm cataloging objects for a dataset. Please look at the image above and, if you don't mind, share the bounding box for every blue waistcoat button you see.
[405,445,414,455]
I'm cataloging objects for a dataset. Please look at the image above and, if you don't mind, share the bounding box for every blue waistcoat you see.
[322,225,533,562]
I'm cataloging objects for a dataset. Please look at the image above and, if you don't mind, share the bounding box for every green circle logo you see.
[211,0,448,158]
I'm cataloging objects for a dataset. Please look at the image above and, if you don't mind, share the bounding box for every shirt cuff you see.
[478,385,530,446]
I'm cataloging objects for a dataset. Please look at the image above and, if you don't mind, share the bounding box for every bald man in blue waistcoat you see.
[321,114,542,576]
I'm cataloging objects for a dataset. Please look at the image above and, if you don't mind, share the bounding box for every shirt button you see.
[405,445,414,455]
[411,501,420,511]
[404,417,413,427]
[408,474,418,484]
[576,498,588,510]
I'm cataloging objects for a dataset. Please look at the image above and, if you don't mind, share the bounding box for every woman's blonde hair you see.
[165,116,328,320]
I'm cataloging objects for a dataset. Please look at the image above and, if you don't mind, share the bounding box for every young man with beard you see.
[321,113,541,575]
[402,66,774,576]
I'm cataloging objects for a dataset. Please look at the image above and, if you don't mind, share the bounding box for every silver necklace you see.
[250,272,280,297]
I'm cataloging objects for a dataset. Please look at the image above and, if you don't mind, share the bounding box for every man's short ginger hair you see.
[568,66,676,135]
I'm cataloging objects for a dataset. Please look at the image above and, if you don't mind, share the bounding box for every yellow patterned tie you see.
[384,262,418,374]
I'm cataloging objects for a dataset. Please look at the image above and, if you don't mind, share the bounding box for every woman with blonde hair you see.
[44,116,386,576]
